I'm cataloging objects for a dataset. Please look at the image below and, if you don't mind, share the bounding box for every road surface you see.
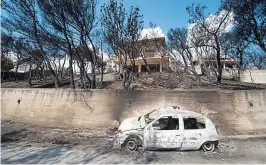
[2,138,266,164]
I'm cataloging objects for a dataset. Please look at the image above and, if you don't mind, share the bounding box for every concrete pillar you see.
[138,63,141,73]
[160,61,162,72]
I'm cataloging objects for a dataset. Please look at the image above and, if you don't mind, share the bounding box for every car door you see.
[182,116,206,150]
[143,115,183,149]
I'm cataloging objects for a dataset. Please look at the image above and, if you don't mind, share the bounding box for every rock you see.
[145,77,155,85]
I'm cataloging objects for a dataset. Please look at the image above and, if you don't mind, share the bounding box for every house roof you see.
[137,37,166,48]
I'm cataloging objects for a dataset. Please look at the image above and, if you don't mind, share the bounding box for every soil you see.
[1,80,30,88]
[1,121,266,164]
[1,120,266,163]
[1,120,117,145]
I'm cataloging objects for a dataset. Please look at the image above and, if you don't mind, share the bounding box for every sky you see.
[2,0,221,39]
[97,0,221,36]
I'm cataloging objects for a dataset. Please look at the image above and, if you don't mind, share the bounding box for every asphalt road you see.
[1,138,266,164]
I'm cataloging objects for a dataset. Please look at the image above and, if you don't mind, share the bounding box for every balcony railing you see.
[113,54,167,61]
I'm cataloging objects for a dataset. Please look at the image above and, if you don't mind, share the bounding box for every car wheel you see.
[202,141,215,152]
[125,138,138,151]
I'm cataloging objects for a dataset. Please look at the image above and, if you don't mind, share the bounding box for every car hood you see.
[118,116,146,132]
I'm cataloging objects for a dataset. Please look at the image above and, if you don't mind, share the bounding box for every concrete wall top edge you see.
[1,88,266,93]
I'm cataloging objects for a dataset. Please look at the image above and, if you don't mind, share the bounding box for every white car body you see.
[117,106,219,151]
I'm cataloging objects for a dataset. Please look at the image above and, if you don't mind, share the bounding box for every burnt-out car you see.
[116,106,219,152]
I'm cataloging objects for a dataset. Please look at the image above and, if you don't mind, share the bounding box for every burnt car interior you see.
[152,116,179,130]
[183,117,205,129]
[151,117,206,130]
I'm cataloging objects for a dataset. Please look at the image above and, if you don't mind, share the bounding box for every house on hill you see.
[113,37,170,73]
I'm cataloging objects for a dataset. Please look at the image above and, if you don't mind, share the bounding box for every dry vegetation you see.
[103,72,266,90]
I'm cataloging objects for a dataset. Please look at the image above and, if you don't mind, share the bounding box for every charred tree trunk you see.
[100,42,104,85]
[181,50,188,69]
[91,63,96,89]
[68,53,75,88]
[87,37,97,89]
[28,64,32,87]
[203,63,211,80]
[60,9,75,88]
[121,68,134,90]
[15,62,19,81]
[238,48,243,69]
[85,73,91,89]
[44,62,47,82]
[39,65,44,81]
[237,48,244,81]
[215,36,222,83]
[198,47,211,81]
[79,63,85,89]
[32,6,59,88]
[122,70,127,90]
[187,50,200,82]
[61,55,66,78]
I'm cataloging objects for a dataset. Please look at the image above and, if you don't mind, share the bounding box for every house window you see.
[183,117,205,130]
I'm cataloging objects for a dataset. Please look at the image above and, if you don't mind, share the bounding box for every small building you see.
[193,55,239,69]
[113,37,170,73]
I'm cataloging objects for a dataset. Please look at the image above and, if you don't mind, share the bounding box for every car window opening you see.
[152,116,179,130]
[184,117,205,130]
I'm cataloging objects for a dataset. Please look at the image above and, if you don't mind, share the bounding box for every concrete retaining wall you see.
[222,69,239,79]
[240,70,266,84]
[1,88,266,136]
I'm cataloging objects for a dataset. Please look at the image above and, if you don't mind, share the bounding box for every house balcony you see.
[113,55,169,72]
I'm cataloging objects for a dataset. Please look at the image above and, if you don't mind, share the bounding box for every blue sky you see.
[2,0,221,37]
[97,0,221,35]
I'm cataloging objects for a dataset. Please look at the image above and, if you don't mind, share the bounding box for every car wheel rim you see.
[127,140,136,150]
[203,142,214,151]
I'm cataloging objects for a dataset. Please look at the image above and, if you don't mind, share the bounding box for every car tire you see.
[202,141,215,152]
[123,137,140,151]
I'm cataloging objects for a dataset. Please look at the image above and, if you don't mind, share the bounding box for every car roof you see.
[154,105,205,118]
